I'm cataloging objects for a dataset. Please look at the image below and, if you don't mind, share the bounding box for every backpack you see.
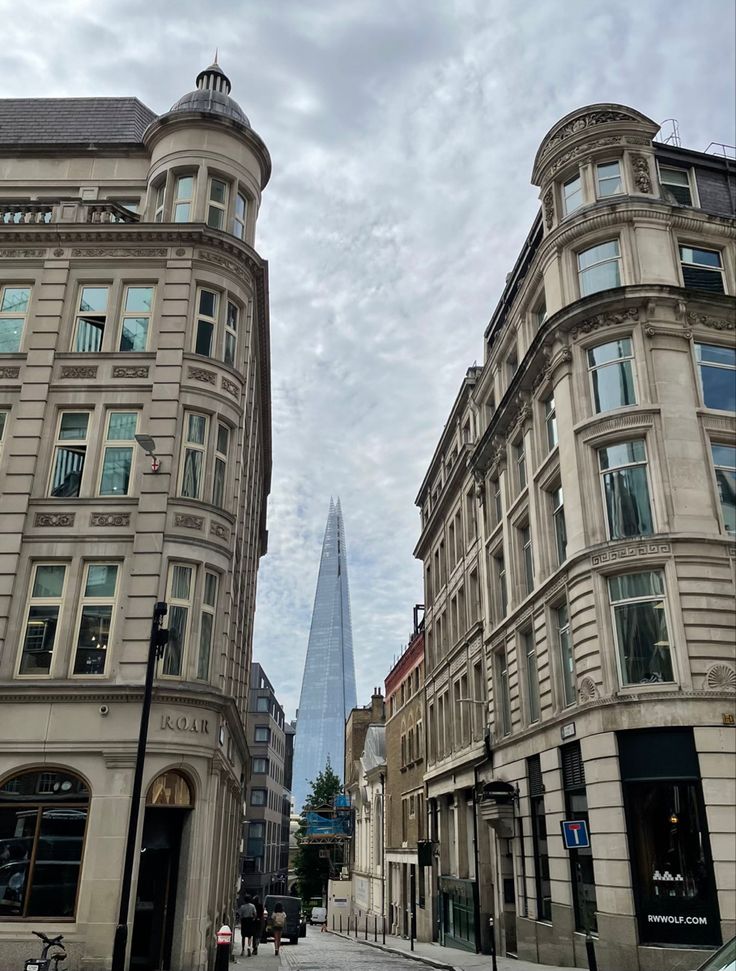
[239,902,256,920]
[272,911,286,929]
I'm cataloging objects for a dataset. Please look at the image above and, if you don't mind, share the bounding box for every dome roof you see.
[166,59,250,128]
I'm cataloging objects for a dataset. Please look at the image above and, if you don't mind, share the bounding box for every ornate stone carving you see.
[60,365,97,379]
[579,677,598,702]
[570,306,639,340]
[687,311,735,332]
[221,377,240,398]
[188,366,216,385]
[197,250,240,275]
[543,187,555,229]
[704,663,736,692]
[0,248,46,258]
[53,248,64,257]
[0,366,20,379]
[591,542,671,566]
[542,111,636,159]
[112,365,150,378]
[175,513,203,530]
[630,154,652,193]
[547,136,622,176]
[71,248,168,258]
[90,512,130,527]
[34,512,75,527]
[581,411,655,442]
[175,248,186,256]
[210,522,230,541]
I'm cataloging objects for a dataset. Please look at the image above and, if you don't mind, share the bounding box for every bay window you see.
[578,239,621,296]
[696,343,736,412]
[207,177,228,230]
[563,172,583,214]
[233,192,247,239]
[599,439,653,538]
[608,571,674,685]
[19,564,67,675]
[212,422,229,508]
[195,288,218,357]
[180,412,208,499]
[73,563,119,675]
[588,336,636,412]
[197,571,218,680]
[0,284,31,352]
[174,175,194,222]
[224,301,239,367]
[596,160,623,197]
[162,564,193,677]
[99,411,137,496]
[50,412,89,497]
[153,182,165,222]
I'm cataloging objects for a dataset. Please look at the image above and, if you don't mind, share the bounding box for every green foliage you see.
[293,760,343,901]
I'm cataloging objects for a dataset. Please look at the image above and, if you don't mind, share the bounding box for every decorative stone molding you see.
[221,377,240,398]
[52,248,65,257]
[197,249,241,275]
[630,154,652,193]
[0,366,20,379]
[61,365,97,379]
[542,110,637,160]
[687,311,735,332]
[34,512,75,527]
[543,187,555,229]
[569,306,639,340]
[71,247,168,258]
[175,248,186,256]
[112,365,149,379]
[580,411,655,443]
[175,513,203,530]
[90,512,130,527]
[0,248,46,258]
[591,542,671,566]
[210,522,230,541]
[704,663,736,692]
[579,677,599,702]
[188,366,216,385]
[547,136,622,177]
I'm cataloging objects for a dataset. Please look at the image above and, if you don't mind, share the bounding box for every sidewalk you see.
[328,928,576,971]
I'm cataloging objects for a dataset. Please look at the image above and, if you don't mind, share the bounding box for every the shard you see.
[292,499,357,811]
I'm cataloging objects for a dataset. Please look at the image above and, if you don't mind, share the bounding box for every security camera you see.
[99,704,110,716]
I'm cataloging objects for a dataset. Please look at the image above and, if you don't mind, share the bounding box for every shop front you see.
[438,875,478,952]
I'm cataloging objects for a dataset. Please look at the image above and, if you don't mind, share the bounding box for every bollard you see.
[382,913,385,945]
[488,916,498,971]
[585,931,599,971]
[339,914,342,934]
[214,925,232,971]
[355,913,358,938]
[374,914,377,942]
[365,916,368,940]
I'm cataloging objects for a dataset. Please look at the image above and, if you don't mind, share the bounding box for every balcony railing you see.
[0,200,140,225]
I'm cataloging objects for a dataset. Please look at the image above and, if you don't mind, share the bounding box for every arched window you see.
[146,770,193,807]
[0,768,89,919]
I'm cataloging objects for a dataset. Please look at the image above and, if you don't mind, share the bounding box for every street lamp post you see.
[379,771,386,944]
[110,601,169,971]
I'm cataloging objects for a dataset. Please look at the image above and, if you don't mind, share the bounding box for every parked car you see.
[696,937,735,971]
[262,894,303,946]
[310,906,327,925]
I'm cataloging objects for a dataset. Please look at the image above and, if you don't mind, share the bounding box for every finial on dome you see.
[196,58,231,96]
[213,48,219,65]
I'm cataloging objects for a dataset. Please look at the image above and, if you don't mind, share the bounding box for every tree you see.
[293,760,342,902]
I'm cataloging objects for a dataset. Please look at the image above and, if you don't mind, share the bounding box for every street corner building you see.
[0,61,272,970]
[415,105,736,969]
[292,499,357,812]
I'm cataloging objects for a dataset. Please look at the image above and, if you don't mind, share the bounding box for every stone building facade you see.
[384,612,432,943]
[0,62,272,971]
[416,104,735,970]
[241,664,291,900]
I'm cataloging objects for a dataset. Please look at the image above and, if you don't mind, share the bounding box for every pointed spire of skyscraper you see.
[292,500,357,811]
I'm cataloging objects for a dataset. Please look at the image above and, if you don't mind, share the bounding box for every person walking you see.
[271,902,286,956]
[252,896,264,955]
[238,895,257,956]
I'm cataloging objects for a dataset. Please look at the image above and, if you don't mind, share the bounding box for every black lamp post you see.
[110,600,169,971]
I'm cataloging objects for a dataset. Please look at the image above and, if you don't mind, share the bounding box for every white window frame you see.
[0,284,31,353]
[695,342,736,412]
[98,411,138,497]
[520,524,534,595]
[197,570,218,681]
[119,284,154,352]
[551,484,567,565]
[153,181,166,222]
[17,563,68,677]
[598,438,654,540]
[49,410,91,498]
[71,562,120,677]
[544,395,557,450]
[161,562,195,678]
[0,408,8,463]
[212,422,229,509]
[556,602,575,707]
[608,570,676,688]
[679,245,726,294]
[562,171,583,215]
[495,648,512,737]
[523,629,540,724]
[179,412,209,500]
[73,284,109,353]
[587,335,637,414]
[207,176,229,230]
[174,174,195,222]
[710,441,736,534]
[194,287,219,358]
[658,163,695,206]
[224,300,239,368]
[233,191,247,239]
[596,160,623,198]
[577,239,621,297]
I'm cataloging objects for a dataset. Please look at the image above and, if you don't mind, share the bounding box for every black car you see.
[261,895,304,946]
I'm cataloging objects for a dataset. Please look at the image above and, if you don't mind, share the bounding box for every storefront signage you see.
[160,713,210,734]
[561,819,590,849]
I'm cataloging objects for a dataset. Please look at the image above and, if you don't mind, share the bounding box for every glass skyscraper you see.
[292,499,357,811]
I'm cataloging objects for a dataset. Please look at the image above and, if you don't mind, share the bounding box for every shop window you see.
[563,172,583,215]
[119,285,153,352]
[696,343,736,412]
[528,755,551,921]
[619,728,721,946]
[0,284,31,353]
[74,286,109,353]
[578,239,621,296]
[73,563,119,675]
[556,602,576,706]
[162,563,193,677]
[596,160,623,197]
[680,246,725,294]
[587,337,637,413]
[598,440,653,539]
[174,175,194,222]
[196,572,218,680]
[561,742,598,932]
[0,768,89,918]
[50,412,89,498]
[710,443,736,533]
[659,165,693,206]
[99,412,137,496]
[18,564,67,675]
[608,571,674,686]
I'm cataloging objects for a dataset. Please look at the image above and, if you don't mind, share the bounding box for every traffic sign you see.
[561,819,590,849]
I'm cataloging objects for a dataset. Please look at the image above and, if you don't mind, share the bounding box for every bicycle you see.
[24,931,67,971]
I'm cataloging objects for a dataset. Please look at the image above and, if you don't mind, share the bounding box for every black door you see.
[130,808,186,970]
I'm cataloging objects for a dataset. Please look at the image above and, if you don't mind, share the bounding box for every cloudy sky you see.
[4,0,734,719]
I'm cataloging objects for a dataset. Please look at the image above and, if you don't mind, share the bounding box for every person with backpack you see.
[270,902,286,955]
[238,895,257,956]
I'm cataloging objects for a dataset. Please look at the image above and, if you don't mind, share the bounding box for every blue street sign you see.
[561,819,590,849]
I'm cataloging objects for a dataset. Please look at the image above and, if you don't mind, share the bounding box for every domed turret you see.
[166,58,251,128]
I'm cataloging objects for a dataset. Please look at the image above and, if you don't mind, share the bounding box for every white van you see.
[310,906,327,925]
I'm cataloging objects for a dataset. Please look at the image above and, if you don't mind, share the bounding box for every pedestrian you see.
[271,902,286,955]
[252,896,264,955]
[238,895,257,956]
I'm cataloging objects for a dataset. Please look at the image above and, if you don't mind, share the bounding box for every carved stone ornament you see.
[71,247,168,258]
[175,513,203,530]
[0,248,46,258]
[704,663,736,692]
[570,306,639,340]
[34,512,75,527]
[90,512,130,527]
[175,248,186,256]
[210,522,230,541]
[579,676,598,702]
[591,542,671,566]
[547,136,622,177]
[0,366,20,379]
[61,365,97,379]
[687,311,735,332]
[221,377,240,398]
[543,187,555,229]
[113,365,149,378]
[53,248,64,257]
[630,154,652,193]
[542,110,637,159]
[188,366,216,385]
[197,249,240,275]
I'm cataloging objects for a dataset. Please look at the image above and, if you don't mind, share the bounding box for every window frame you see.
[523,629,540,724]
[551,484,567,565]
[608,570,676,688]
[0,283,32,354]
[254,726,270,744]
[73,284,110,354]
[223,300,239,369]
[206,176,229,231]
[520,523,534,595]
[153,181,166,222]
[232,191,247,240]
[495,647,512,737]
[577,238,622,297]
[0,408,8,463]
[49,410,91,498]
[196,570,218,681]
[97,411,138,497]
[194,287,219,358]
[710,441,736,534]
[160,562,195,679]
[544,395,558,451]
[598,438,655,540]
[695,342,736,413]
[556,602,576,707]
[562,171,583,215]
[71,562,120,677]
[595,160,624,198]
[658,163,695,206]
[17,563,69,677]
[587,335,638,414]
[179,412,209,501]
[679,245,726,294]
[118,284,154,353]
[211,421,230,509]
[173,174,195,222]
